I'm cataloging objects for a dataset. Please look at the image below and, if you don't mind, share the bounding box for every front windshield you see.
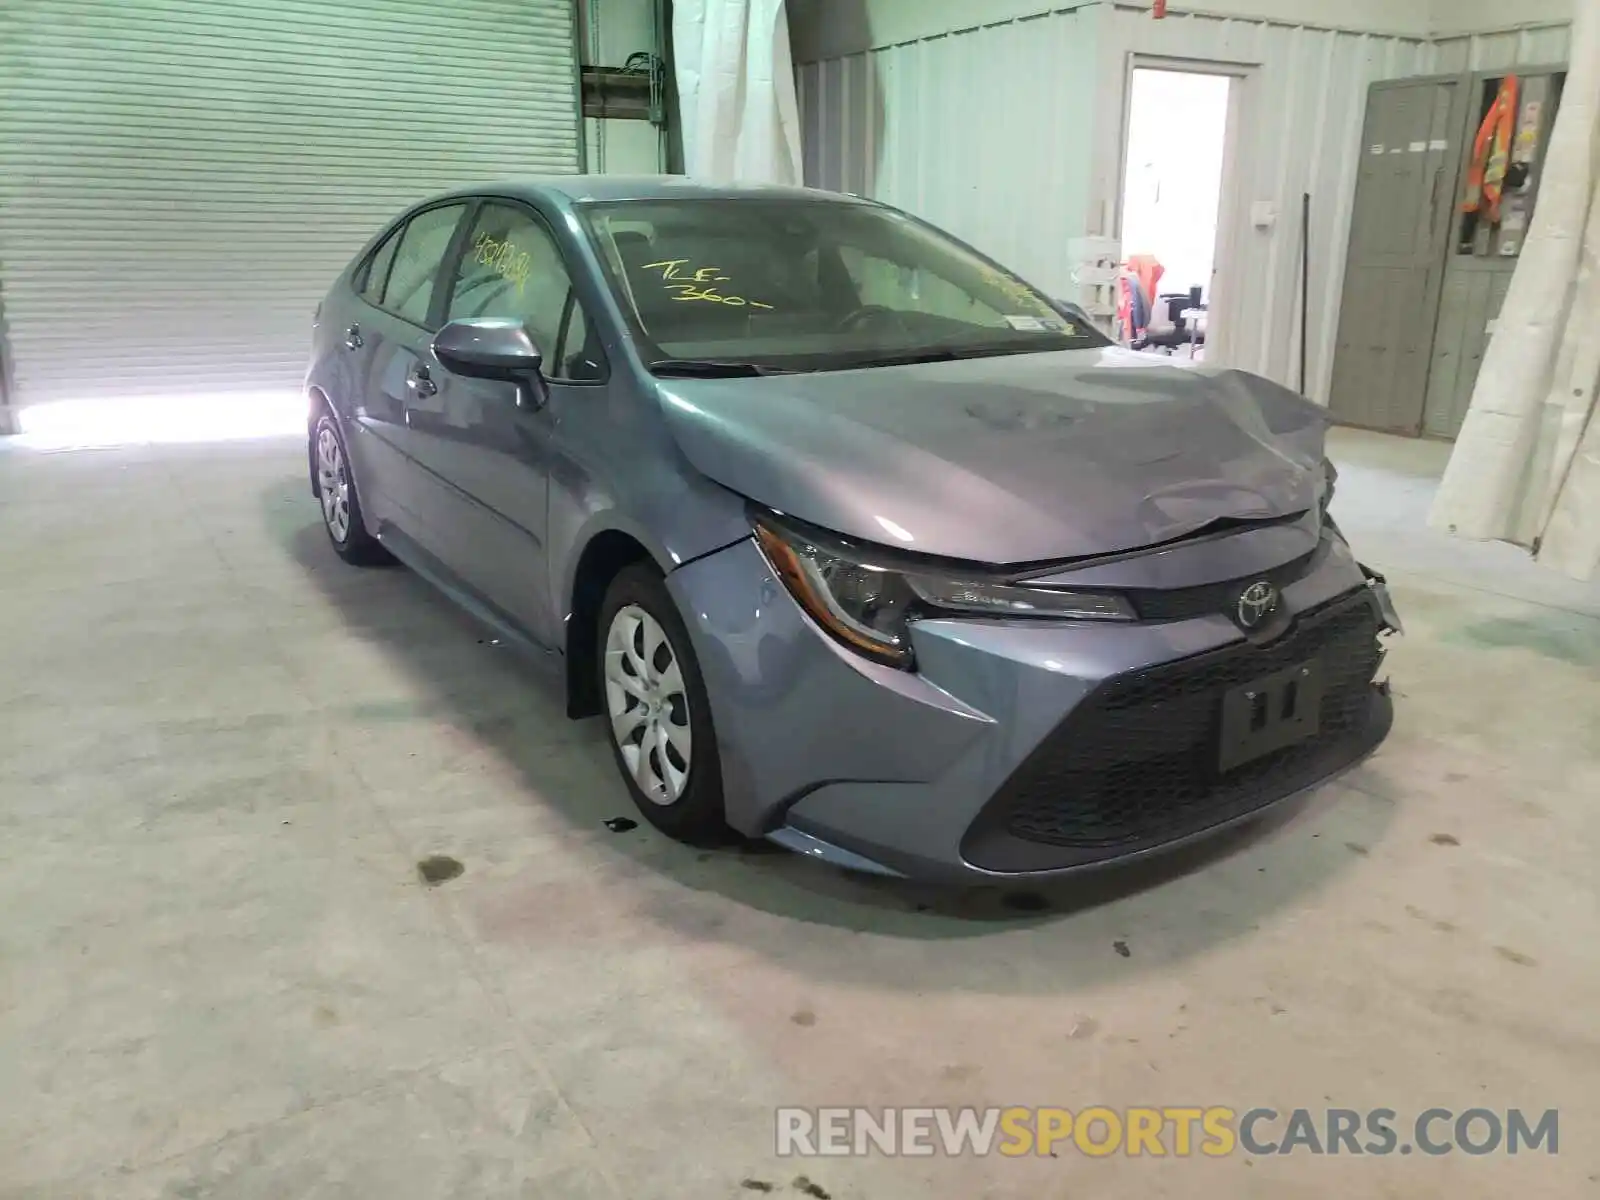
[580,198,1107,373]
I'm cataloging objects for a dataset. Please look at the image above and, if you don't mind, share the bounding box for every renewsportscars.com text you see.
[775,1106,1559,1158]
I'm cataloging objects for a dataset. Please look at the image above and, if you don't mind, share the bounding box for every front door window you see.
[444,203,602,381]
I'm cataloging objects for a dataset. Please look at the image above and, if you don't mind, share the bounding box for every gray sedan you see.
[305,176,1400,883]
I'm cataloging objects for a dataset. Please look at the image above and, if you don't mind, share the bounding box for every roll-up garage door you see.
[0,0,580,408]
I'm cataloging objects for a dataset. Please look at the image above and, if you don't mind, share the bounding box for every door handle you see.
[343,325,363,351]
[406,366,437,398]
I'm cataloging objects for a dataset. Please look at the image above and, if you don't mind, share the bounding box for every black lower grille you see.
[964,591,1385,864]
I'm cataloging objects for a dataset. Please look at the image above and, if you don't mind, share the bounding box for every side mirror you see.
[432,318,547,410]
[433,317,544,379]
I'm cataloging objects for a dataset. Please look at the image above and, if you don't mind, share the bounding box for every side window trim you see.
[369,245,391,302]
[352,220,403,301]
[553,287,605,386]
[371,227,403,304]
[554,288,577,371]
[445,196,609,385]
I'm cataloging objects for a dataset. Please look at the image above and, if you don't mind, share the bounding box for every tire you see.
[312,410,391,566]
[597,563,728,844]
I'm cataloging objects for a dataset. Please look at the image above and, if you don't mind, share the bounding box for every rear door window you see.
[380,203,468,327]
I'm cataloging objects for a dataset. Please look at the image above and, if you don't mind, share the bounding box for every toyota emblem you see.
[1236,581,1279,630]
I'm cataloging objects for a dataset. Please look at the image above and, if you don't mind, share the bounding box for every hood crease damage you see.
[657,348,1329,565]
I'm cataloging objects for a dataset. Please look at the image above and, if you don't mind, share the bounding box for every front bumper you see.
[667,531,1397,884]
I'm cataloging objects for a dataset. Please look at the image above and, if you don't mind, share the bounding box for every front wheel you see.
[597,564,728,843]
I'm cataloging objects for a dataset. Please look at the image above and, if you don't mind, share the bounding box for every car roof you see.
[425,175,869,207]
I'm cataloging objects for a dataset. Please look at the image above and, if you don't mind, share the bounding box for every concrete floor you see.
[1,426,1596,1199]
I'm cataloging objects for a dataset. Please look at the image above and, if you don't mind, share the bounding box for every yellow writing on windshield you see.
[979,264,1051,314]
[473,231,531,294]
[641,258,774,309]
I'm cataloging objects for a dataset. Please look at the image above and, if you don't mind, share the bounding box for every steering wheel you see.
[833,304,901,332]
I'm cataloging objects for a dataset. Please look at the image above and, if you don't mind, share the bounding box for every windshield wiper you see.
[648,358,785,378]
[833,343,1041,370]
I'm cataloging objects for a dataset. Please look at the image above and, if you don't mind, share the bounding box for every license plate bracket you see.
[1218,658,1323,773]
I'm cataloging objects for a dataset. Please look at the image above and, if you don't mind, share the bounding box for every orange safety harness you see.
[1462,75,1519,224]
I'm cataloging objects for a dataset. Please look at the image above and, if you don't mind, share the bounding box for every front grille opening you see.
[968,592,1384,857]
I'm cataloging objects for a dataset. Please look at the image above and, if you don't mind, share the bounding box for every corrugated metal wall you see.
[797,2,1447,403]
[0,0,580,408]
[1426,24,1573,72]
[1095,5,1433,400]
[797,4,1102,305]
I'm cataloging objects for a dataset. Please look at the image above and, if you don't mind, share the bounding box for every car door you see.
[352,200,472,558]
[326,218,408,523]
[402,199,607,648]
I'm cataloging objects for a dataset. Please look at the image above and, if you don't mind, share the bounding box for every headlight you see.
[753,521,919,665]
[752,516,1133,670]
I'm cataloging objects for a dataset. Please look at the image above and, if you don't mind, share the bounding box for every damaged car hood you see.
[655,347,1329,565]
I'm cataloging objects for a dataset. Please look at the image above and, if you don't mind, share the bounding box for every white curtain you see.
[673,0,804,185]
[1429,2,1600,580]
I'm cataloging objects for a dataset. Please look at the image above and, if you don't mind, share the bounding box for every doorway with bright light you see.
[1117,65,1236,360]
